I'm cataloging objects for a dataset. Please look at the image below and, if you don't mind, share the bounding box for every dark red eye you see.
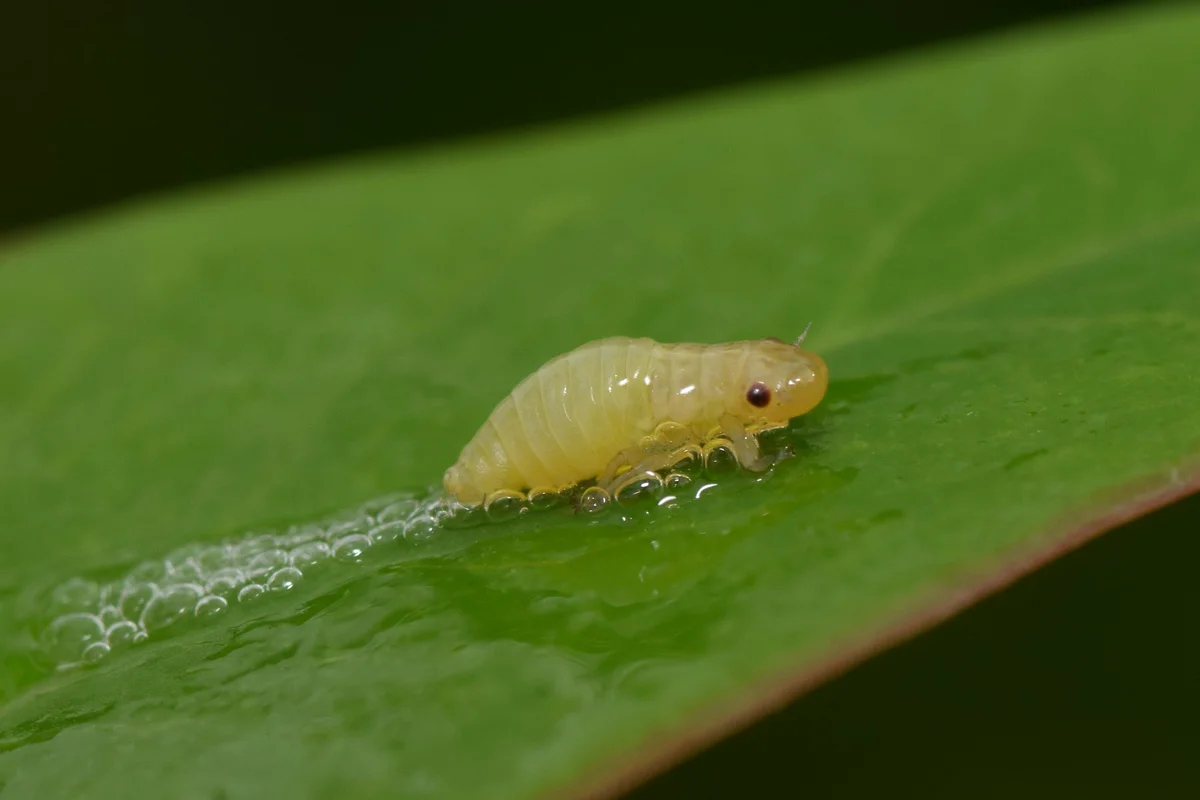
[746,382,771,408]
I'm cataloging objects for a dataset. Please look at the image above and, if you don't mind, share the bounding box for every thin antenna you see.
[794,321,813,347]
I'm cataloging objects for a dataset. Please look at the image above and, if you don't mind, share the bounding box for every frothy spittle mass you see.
[36,334,828,670]
[35,423,807,670]
[38,490,451,669]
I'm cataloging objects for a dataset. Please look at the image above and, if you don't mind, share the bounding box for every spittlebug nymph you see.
[443,330,829,508]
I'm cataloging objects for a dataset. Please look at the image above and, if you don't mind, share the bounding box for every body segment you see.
[443,336,828,507]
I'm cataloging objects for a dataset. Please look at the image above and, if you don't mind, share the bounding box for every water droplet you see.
[82,641,111,665]
[367,520,405,544]
[194,595,228,617]
[140,583,203,632]
[578,486,611,514]
[106,621,139,648]
[267,567,303,592]
[289,541,331,567]
[333,534,371,564]
[376,499,420,523]
[404,515,438,541]
[45,613,105,664]
[237,583,266,603]
[119,582,158,623]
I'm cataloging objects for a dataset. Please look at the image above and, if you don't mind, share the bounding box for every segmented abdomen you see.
[443,337,743,505]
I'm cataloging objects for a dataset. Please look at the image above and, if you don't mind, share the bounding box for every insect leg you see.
[718,414,772,472]
[601,449,690,497]
[596,427,708,497]
[568,446,648,514]
[597,448,635,488]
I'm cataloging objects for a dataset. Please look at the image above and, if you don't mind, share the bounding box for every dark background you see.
[3,0,1136,236]
[632,490,1200,798]
[7,0,1198,796]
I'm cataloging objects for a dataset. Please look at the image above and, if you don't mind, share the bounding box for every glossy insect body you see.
[443,336,829,507]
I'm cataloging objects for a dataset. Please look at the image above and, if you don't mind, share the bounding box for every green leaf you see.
[2,4,1199,798]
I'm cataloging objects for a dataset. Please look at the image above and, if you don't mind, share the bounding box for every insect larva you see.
[443,332,829,508]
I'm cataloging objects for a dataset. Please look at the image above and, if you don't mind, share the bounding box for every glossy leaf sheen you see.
[2,6,1200,798]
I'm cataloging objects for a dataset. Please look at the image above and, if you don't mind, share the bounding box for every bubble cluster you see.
[38,489,464,669]
[38,431,796,669]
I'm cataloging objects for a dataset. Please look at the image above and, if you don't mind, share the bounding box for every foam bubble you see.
[367,520,406,544]
[166,558,205,584]
[194,595,228,617]
[196,545,237,573]
[48,578,101,617]
[248,548,289,575]
[119,582,157,620]
[404,515,439,541]
[44,612,105,665]
[106,620,140,648]
[288,541,330,568]
[98,605,123,627]
[615,472,665,505]
[205,568,245,598]
[664,471,693,490]
[332,534,371,564]
[267,567,303,592]
[141,583,204,632]
[82,641,111,665]
[279,524,325,548]
[324,518,371,544]
[128,560,167,584]
[376,499,420,523]
[578,486,611,514]
[36,458,778,667]
[237,583,266,603]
